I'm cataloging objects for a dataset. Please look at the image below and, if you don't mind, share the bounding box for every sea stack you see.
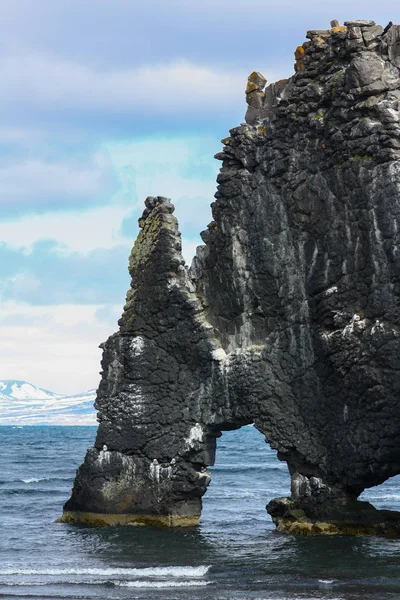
[62,21,400,536]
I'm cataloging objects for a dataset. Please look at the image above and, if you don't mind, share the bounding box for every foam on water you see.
[365,494,400,501]
[0,566,211,578]
[0,579,210,588]
[116,580,211,588]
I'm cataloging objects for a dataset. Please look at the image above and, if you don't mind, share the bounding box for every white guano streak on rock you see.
[126,384,145,417]
[149,459,174,502]
[323,254,331,285]
[323,286,338,297]
[342,315,366,337]
[97,448,111,464]
[185,423,203,450]
[369,207,387,283]
[150,459,160,483]
[130,336,145,356]
[96,449,137,474]
[307,243,319,282]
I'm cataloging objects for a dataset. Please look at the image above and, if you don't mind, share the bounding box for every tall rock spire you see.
[62,197,221,525]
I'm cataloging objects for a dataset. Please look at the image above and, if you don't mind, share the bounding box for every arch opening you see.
[360,475,400,512]
[201,425,291,528]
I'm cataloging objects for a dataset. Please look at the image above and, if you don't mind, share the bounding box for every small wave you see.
[212,464,283,472]
[318,579,335,584]
[0,565,211,578]
[0,488,64,497]
[363,493,400,502]
[209,491,258,499]
[0,581,46,586]
[0,580,112,587]
[20,478,48,484]
[116,580,210,588]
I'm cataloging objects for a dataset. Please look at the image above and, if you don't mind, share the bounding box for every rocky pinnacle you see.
[62,21,400,535]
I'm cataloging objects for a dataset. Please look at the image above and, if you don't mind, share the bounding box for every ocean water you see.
[1,426,400,600]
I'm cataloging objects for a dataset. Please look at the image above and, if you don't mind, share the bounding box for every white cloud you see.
[0,151,114,207]
[0,302,121,395]
[0,53,274,120]
[107,137,217,216]
[0,206,132,253]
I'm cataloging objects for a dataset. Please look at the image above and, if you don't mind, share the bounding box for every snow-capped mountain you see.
[0,380,97,426]
[0,380,63,401]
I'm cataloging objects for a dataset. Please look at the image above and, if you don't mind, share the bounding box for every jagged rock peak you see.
[138,195,175,229]
[62,21,400,537]
[245,19,399,124]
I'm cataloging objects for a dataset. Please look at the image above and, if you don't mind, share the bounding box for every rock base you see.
[57,511,200,528]
[267,497,400,538]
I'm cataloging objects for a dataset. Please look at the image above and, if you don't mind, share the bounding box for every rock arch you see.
[62,20,400,535]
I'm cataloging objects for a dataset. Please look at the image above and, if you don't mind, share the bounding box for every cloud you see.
[0,55,252,134]
[0,206,132,253]
[0,151,116,214]
[0,2,294,73]
[0,56,230,217]
[0,1,391,77]
[0,301,120,394]
[95,304,123,326]
[0,241,131,306]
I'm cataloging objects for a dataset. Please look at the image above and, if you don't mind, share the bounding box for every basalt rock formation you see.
[62,20,400,535]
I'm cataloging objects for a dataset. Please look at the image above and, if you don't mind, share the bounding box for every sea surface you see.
[1,425,400,600]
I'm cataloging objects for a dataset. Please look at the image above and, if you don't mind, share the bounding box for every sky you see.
[0,0,394,394]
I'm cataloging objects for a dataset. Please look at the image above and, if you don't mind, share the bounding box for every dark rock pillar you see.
[62,197,224,526]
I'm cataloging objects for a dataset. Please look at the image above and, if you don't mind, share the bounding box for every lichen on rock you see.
[62,20,400,536]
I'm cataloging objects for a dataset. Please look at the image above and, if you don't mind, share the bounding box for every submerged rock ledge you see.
[268,497,400,536]
[62,20,400,536]
[58,511,198,527]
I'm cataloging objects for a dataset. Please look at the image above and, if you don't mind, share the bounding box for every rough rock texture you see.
[63,21,400,535]
[63,196,222,525]
[267,497,400,536]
